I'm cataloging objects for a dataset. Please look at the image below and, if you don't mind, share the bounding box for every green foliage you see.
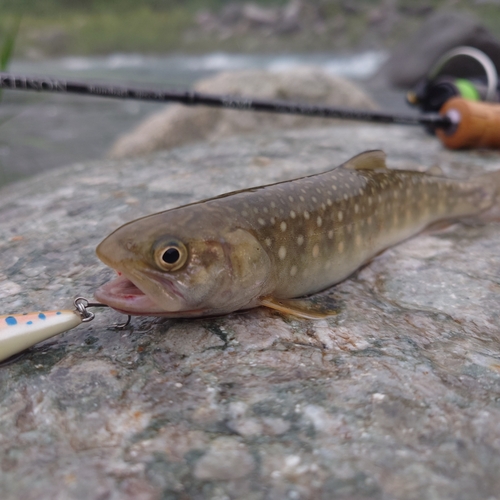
[0,0,288,15]
[0,15,21,70]
[3,0,500,57]
[16,7,194,56]
[0,15,21,103]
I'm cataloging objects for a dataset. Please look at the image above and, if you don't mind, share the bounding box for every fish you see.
[94,150,500,319]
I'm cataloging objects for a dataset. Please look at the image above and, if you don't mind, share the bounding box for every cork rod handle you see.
[437,97,500,149]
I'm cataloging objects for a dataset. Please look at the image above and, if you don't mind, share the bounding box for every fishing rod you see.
[0,71,499,149]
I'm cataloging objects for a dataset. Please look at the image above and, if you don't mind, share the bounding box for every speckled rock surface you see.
[107,67,377,159]
[1,124,500,500]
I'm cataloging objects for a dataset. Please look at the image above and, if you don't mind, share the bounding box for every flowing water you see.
[0,51,410,186]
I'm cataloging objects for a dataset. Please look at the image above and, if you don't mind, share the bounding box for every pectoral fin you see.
[259,294,341,319]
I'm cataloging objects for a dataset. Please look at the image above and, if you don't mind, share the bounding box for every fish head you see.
[94,208,272,317]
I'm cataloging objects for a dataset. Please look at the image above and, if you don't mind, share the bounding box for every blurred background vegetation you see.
[0,0,499,187]
[0,0,499,58]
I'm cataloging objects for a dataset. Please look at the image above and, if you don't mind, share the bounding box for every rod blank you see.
[0,72,451,129]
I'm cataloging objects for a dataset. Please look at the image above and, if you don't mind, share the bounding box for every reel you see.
[407,46,500,113]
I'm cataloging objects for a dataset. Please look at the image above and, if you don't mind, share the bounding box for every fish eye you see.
[162,247,180,264]
[154,240,188,271]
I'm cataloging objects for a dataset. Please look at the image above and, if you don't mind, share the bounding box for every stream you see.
[0,50,412,187]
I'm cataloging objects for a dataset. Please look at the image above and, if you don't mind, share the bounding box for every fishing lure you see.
[0,298,129,363]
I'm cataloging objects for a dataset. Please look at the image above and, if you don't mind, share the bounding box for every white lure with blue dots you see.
[0,310,82,362]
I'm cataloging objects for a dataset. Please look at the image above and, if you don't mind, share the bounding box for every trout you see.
[94,151,499,319]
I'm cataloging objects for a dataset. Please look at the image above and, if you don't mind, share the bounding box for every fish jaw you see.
[94,267,199,316]
[94,273,167,315]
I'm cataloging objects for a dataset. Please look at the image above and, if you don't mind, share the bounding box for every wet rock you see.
[108,68,377,159]
[1,124,500,499]
[379,9,500,88]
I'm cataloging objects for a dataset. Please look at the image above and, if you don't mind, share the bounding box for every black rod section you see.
[0,72,452,129]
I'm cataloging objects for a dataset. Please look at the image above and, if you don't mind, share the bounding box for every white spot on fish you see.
[265,238,272,247]
[327,199,332,206]
[317,216,322,227]
[343,194,348,201]
[332,185,337,191]
[258,218,265,225]
[338,241,344,253]
[354,204,359,214]
[280,221,287,232]
[312,196,317,203]
[271,202,276,209]
[299,196,305,202]
[338,211,343,222]
[297,235,304,246]
[304,211,310,220]
[312,244,319,258]
[278,246,287,260]
[290,265,297,277]
[242,211,248,217]
[290,210,296,219]
[289,196,294,202]
[271,217,276,225]
[328,230,334,239]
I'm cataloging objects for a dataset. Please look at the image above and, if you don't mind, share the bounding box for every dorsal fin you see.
[342,150,387,171]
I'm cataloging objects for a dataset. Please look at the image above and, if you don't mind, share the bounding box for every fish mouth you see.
[94,271,206,317]
[94,273,167,315]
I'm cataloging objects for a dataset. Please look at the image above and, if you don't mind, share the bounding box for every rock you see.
[2,124,500,499]
[108,67,377,159]
[378,9,500,88]
[241,3,279,26]
[193,437,255,480]
[398,4,434,17]
[194,0,315,37]
[219,3,244,25]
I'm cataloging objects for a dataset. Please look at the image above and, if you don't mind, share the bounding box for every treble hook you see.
[73,297,131,328]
